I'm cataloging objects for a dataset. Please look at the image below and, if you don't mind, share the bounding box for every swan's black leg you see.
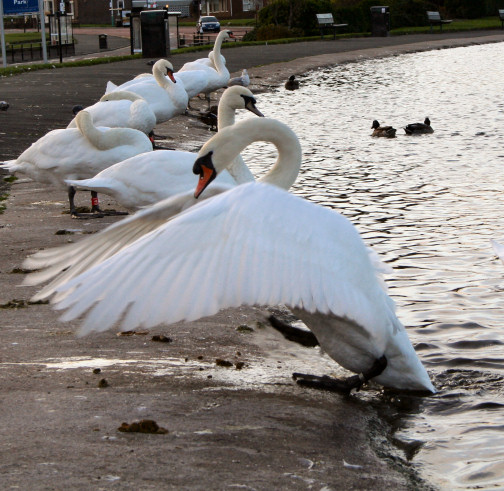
[90,191,128,217]
[268,315,319,347]
[293,356,388,395]
[69,186,103,219]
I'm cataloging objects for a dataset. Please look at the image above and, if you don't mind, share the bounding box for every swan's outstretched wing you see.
[23,184,233,301]
[48,182,396,337]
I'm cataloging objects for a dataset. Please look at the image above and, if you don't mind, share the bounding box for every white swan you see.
[23,118,300,302]
[67,91,156,136]
[178,30,234,107]
[1,110,153,217]
[64,87,264,211]
[185,30,231,70]
[23,118,435,393]
[106,59,188,124]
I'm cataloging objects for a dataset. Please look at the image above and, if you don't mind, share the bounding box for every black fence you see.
[4,41,75,64]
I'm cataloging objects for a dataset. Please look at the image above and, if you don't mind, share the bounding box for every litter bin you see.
[140,10,169,58]
[98,34,108,49]
[370,6,390,37]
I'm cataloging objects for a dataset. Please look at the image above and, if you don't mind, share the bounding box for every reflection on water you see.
[239,42,504,490]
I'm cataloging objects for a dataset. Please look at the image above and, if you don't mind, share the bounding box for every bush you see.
[256,24,297,39]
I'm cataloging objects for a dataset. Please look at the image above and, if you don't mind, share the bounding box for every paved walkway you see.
[1,29,504,490]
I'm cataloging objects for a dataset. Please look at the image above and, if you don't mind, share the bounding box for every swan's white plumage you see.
[0,110,153,189]
[65,150,237,211]
[47,182,434,392]
[178,30,232,96]
[24,117,299,297]
[64,87,262,210]
[66,91,156,135]
[106,59,188,123]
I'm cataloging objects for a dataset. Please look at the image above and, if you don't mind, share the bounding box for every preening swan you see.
[23,118,433,393]
[65,87,264,211]
[178,30,234,107]
[0,110,153,217]
[67,91,156,136]
[106,59,188,123]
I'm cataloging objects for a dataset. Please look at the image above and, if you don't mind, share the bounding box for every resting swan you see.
[178,30,234,107]
[65,87,265,211]
[106,59,188,123]
[23,117,301,302]
[67,91,156,136]
[0,110,153,217]
[23,118,434,394]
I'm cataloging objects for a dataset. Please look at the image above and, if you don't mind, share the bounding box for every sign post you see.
[1,0,48,66]
[0,0,7,67]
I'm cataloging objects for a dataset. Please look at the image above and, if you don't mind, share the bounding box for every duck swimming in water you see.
[371,120,396,138]
[285,75,300,91]
[404,117,434,135]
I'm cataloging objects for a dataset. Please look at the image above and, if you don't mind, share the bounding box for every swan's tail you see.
[0,160,19,172]
[105,81,118,94]
[65,177,117,194]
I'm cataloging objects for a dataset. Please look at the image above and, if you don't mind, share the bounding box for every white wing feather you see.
[48,182,395,337]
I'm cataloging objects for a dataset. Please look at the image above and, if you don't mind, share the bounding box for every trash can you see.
[370,6,390,37]
[98,34,108,49]
[140,10,169,58]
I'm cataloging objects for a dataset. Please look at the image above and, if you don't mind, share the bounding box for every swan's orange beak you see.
[166,69,176,83]
[228,31,235,39]
[193,152,217,198]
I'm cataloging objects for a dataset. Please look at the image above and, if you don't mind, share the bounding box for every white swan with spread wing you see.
[24,118,434,394]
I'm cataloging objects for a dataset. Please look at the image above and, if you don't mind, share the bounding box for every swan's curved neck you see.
[203,118,301,190]
[153,64,171,90]
[76,111,141,150]
[217,103,254,184]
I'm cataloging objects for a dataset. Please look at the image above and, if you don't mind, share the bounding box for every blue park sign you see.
[2,0,40,14]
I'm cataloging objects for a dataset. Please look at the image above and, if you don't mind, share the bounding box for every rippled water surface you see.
[238,42,504,490]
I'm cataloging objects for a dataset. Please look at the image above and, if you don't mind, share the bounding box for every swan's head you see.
[154,59,176,83]
[222,86,264,117]
[371,120,380,129]
[222,29,235,40]
[193,118,299,198]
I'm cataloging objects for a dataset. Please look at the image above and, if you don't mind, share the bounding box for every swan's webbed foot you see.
[268,315,319,347]
[293,355,388,395]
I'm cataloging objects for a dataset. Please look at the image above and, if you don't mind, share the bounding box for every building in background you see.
[41,0,264,25]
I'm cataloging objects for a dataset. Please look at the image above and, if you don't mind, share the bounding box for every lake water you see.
[238,42,504,490]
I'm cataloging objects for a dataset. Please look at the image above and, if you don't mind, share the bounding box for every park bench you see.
[316,13,348,40]
[499,10,504,29]
[426,11,453,32]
